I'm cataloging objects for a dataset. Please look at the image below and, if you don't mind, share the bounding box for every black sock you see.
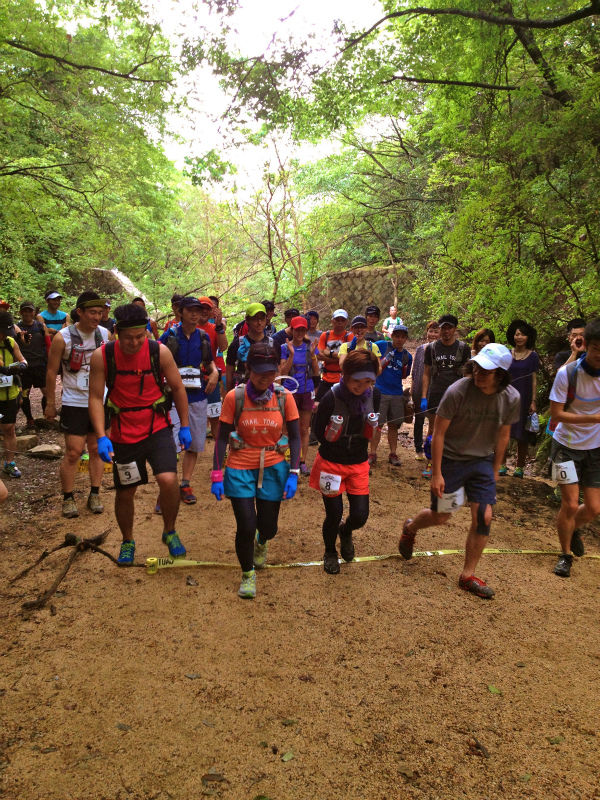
[90,486,100,495]
[41,396,47,412]
[21,396,32,421]
[63,492,74,501]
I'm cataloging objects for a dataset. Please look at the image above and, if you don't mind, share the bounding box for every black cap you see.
[438,314,458,327]
[365,305,380,317]
[247,351,279,373]
[351,315,368,328]
[179,296,202,310]
[284,308,300,318]
[262,300,276,313]
[306,310,319,320]
[19,301,35,311]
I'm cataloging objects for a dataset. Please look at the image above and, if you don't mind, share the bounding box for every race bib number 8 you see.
[437,486,465,513]
[116,461,141,486]
[0,375,13,387]
[319,471,341,496]
[552,461,578,485]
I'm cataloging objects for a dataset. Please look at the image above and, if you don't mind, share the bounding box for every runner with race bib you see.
[309,349,381,574]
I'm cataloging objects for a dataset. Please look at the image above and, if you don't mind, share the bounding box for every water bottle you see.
[363,412,379,440]
[229,431,245,450]
[325,415,344,442]
[68,344,85,372]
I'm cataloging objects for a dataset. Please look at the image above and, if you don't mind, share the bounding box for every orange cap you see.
[198,296,214,307]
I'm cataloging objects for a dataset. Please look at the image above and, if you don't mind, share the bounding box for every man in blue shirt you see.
[159,297,217,504]
[370,325,412,467]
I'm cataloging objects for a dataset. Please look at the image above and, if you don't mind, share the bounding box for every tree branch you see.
[3,40,172,84]
[381,74,518,90]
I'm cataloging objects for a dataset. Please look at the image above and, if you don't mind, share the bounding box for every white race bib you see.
[552,461,578,485]
[76,369,90,391]
[116,461,141,486]
[319,471,342,496]
[0,374,14,387]
[437,486,465,513]
[207,401,222,418]
[179,367,203,388]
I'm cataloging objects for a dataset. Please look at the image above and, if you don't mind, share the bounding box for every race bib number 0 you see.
[0,375,13,387]
[437,486,465,514]
[116,461,141,486]
[319,471,341,496]
[179,368,203,388]
[552,461,578,485]
[207,401,222,418]
[76,370,89,390]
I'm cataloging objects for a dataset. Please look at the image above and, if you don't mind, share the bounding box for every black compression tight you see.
[229,496,282,572]
[321,493,370,553]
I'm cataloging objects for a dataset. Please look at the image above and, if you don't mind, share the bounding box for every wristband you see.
[211,470,223,482]
[215,325,225,333]
[289,468,300,476]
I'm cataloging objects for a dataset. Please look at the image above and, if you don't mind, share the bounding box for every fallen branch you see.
[9,533,80,583]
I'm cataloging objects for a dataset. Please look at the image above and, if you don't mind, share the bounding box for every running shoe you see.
[87,493,104,514]
[154,495,161,514]
[180,485,197,504]
[162,531,186,559]
[118,540,136,566]
[498,464,508,476]
[62,498,79,519]
[299,462,310,477]
[459,574,495,598]
[323,550,340,574]
[421,464,432,479]
[389,453,401,467]
[554,553,573,578]
[550,486,561,505]
[398,519,416,560]
[514,467,524,479]
[415,452,426,461]
[571,529,585,557]
[367,453,377,467]
[238,570,256,598]
[25,419,36,429]
[3,461,21,479]
[253,533,268,569]
[339,523,355,562]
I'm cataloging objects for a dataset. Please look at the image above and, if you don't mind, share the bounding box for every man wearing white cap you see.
[38,291,70,339]
[314,309,352,404]
[398,344,520,598]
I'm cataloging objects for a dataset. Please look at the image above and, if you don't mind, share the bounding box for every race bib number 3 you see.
[0,375,13,387]
[552,461,578,485]
[319,471,342,496]
[116,461,141,486]
[437,486,465,514]
[76,370,90,390]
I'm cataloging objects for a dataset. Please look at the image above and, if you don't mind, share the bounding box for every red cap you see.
[290,316,308,329]
[0,300,10,308]
[198,296,214,307]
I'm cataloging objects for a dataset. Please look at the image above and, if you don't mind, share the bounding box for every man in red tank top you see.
[89,304,191,566]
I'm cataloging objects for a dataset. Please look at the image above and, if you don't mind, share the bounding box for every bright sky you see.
[148,0,382,179]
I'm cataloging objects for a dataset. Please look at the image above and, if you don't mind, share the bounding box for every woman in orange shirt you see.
[211,343,301,598]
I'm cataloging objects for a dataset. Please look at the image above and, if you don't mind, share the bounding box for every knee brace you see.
[424,434,432,461]
[476,503,491,536]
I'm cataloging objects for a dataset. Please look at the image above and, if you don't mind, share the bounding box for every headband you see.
[78,299,106,309]
[115,318,149,330]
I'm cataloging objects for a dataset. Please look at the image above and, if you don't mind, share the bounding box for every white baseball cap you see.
[472,343,512,371]
[332,309,348,320]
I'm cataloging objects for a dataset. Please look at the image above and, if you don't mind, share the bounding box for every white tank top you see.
[60,325,108,407]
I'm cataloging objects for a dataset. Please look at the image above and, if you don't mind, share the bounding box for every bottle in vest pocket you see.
[325,415,344,442]
[363,412,379,440]
[68,345,85,372]
[229,431,245,450]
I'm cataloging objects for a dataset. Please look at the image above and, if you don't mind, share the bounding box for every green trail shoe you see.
[162,531,186,559]
[253,533,268,569]
[514,467,524,479]
[118,541,136,566]
[498,464,508,476]
[238,570,256,598]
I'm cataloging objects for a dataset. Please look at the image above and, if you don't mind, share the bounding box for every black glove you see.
[0,365,11,375]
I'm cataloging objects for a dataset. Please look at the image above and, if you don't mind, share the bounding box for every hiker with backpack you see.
[0,311,28,479]
[309,349,381,574]
[45,292,111,518]
[158,296,218,505]
[225,303,282,393]
[89,303,192,565]
[420,314,471,478]
[369,324,413,468]
[211,342,301,599]
[314,310,352,404]
[549,318,600,579]
[17,301,50,427]
[338,316,382,369]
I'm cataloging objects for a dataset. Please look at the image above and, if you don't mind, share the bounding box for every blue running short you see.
[431,455,496,512]
[224,459,290,500]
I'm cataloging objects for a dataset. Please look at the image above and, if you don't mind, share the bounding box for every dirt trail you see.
[1,394,600,800]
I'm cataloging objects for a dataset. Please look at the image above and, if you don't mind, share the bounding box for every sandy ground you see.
[1,392,600,800]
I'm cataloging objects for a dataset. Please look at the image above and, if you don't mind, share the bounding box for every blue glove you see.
[283,473,298,500]
[178,425,192,450]
[420,398,428,413]
[211,482,224,501]
[97,436,114,464]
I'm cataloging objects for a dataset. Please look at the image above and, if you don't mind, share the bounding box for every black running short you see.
[21,365,47,391]
[60,405,110,437]
[0,398,19,425]
[112,426,177,489]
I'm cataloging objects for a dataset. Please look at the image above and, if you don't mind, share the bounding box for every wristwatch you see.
[289,469,300,476]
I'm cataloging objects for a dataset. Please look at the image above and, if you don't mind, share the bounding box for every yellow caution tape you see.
[146,549,600,574]
[77,457,112,474]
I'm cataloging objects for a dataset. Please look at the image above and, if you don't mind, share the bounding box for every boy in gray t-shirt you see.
[399,344,520,599]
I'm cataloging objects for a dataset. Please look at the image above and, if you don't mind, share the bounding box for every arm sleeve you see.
[313,389,334,444]
[287,419,301,469]
[373,388,381,413]
[213,420,234,471]
[225,338,239,366]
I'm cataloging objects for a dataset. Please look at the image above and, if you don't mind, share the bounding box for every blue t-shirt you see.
[40,309,67,331]
[159,325,213,403]
[281,342,314,394]
[375,343,412,396]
